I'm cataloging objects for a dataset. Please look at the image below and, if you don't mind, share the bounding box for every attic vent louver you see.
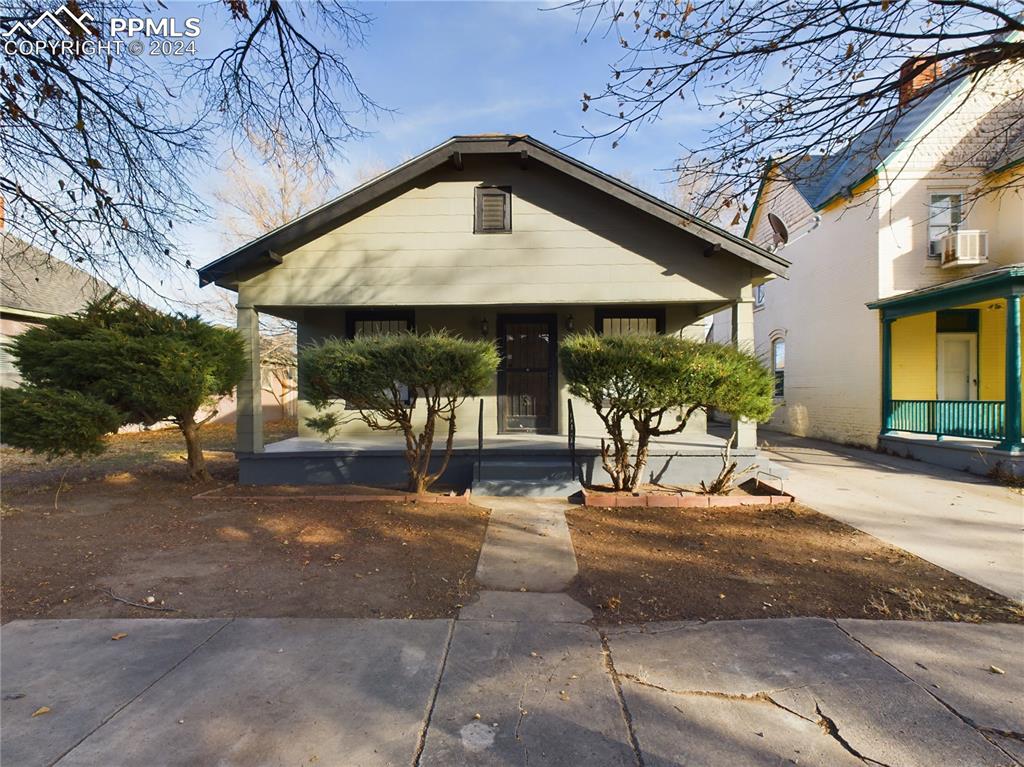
[474,186,511,233]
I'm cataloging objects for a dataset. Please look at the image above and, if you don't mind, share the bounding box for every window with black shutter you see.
[344,310,415,408]
[474,186,512,233]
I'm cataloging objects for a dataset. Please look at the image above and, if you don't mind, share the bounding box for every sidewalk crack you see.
[832,620,1023,766]
[412,619,456,767]
[618,673,895,766]
[814,701,893,767]
[599,632,645,767]
[51,618,234,767]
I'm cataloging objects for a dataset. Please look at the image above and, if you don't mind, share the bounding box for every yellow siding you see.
[974,300,1006,400]
[891,313,936,399]
[890,300,1018,404]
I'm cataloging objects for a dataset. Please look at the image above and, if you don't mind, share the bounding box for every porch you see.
[868,265,1023,477]
[232,298,767,491]
[238,429,766,494]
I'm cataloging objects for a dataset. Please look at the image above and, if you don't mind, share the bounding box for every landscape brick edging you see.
[192,486,474,505]
[581,487,794,509]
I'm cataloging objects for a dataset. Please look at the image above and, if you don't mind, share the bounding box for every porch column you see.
[731,294,757,449]
[236,305,264,453]
[997,294,1022,453]
[880,316,893,435]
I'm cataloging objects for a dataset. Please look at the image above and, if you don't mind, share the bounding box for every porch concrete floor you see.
[756,430,1024,603]
[261,431,732,454]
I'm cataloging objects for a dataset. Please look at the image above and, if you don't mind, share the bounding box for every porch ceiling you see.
[867,264,1024,320]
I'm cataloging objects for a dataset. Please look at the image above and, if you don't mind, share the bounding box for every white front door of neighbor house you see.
[937,333,978,401]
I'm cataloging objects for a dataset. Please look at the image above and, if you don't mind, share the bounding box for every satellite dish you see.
[767,213,790,246]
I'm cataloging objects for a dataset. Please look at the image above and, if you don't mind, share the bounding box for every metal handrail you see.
[477,399,484,482]
[567,398,577,481]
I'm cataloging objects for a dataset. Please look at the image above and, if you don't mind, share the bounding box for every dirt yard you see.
[566,503,1023,625]
[1,425,489,623]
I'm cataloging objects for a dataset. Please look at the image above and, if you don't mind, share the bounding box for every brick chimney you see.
[899,57,942,107]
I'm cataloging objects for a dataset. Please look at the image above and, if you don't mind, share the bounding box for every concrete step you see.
[477,460,578,482]
[472,479,582,498]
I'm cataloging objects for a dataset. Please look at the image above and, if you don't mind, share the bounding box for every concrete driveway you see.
[3,617,1022,766]
[762,432,1024,602]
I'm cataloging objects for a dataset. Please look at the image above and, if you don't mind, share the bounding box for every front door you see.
[937,333,978,401]
[497,314,557,433]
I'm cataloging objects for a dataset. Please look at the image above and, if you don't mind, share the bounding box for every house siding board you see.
[978,300,1007,401]
[743,183,883,447]
[891,313,937,399]
[237,157,759,309]
[748,175,817,250]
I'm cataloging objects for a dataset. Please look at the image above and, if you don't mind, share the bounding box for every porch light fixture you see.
[566,314,574,331]
[480,318,489,336]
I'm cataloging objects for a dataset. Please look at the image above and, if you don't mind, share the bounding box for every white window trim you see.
[769,330,786,403]
[925,187,966,266]
[753,284,766,310]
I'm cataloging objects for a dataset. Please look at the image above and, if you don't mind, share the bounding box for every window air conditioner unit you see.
[940,230,988,268]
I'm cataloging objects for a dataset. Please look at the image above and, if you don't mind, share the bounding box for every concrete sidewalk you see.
[761,431,1024,602]
[3,617,1021,766]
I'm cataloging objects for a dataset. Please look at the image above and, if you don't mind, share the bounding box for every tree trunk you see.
[422,409,458,492]
[626,428,652,493]
[411,408,437,492]
[180,416,210,481]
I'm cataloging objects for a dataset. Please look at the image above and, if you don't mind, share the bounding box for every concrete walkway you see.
[761,432,1024,602]
[464,496,594,625]
[472,498,580,593]
[3,617,1021,766]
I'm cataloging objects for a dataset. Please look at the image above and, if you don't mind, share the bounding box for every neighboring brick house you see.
[0,233,114,386]
[713,49,1024,476]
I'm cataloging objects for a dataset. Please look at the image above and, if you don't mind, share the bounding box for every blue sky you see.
[144,1,714,312]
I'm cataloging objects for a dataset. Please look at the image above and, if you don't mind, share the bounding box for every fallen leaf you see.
[111,632,128,641]
[31,706,51,717]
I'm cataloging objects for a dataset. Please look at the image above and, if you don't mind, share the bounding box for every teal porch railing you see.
[886,399,1006,441]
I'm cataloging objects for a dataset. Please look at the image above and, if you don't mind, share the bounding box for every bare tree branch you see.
[563,0,1024,213]
[0,0,380,282]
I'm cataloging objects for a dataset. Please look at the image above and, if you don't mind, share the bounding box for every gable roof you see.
[198,134,789,288]
[0,234,114,318]
[779,79,962,212]
[745,36,1023,238]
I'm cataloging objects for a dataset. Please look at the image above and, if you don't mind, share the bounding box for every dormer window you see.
[475,186,511,233]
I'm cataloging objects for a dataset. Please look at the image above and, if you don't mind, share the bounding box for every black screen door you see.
[497,314,557,433]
